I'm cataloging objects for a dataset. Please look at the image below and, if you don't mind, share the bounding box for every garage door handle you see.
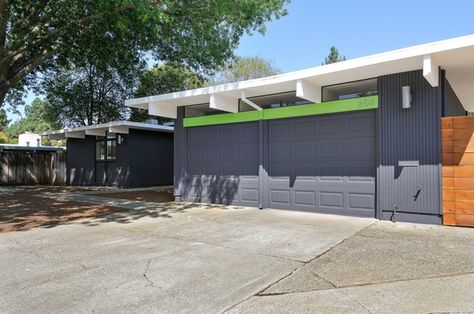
[413,187,421,201]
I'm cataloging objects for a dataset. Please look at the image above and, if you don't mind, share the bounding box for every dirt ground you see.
[0,186,124,233]
[90,189,174,203]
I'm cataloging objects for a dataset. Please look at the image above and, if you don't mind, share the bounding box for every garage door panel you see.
[294,191,316,206]
[267,111,375,216]
[294,119,315,136]
[346,113,374,134]
[319,117,343,135]
[348,193,375,210]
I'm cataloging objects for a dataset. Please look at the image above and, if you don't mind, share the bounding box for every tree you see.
[322,46,346,65]
[43,58,142,127]
[0,107,9,130]
[213,56,280,84]
[4,98,59,139]
[0,1,289,108]
[130,64,205,122]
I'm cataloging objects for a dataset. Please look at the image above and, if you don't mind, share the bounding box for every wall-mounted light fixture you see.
[117,134,123,144]
[402,86,412,109]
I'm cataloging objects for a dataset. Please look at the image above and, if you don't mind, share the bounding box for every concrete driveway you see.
[1,201,473,313]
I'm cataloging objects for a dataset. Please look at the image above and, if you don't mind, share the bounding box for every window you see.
[96,141,106,160]
[322,78,378,102]
[239,91,311,112]
[184,103,221,118]
[107,140,116,160]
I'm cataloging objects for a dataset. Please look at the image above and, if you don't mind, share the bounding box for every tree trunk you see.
[0,87,7,107]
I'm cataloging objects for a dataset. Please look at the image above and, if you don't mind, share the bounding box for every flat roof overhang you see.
[125,34,474,117]
[42,121,174,141]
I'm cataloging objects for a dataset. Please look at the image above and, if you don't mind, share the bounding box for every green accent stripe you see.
[262,95,378,120]
[183,110,262,127]
[183,95,378,127]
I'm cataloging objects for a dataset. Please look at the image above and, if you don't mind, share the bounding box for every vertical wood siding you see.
[0,151,66,185]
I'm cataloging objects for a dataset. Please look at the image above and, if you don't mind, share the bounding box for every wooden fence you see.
[442,116,474,227]
[0,150,66,185]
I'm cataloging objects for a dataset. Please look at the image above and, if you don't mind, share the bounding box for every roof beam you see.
[240,91,262,111]
[85,129,106,136]
[109,126,129,134]
[149,102,177,119]
[65,131,85,139]
[423,54,439,87]
[296,79,321,103]
[47,133,66,141]
[210,93,238,113]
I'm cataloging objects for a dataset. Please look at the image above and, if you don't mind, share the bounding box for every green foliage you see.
[0,0,289,108]
[43,60,141,127]
[322,46,346,65]
[212,56,280,84]
[0,108,9,130]
[0,131,12,143]
[4,98,59,140]
[130,64,205,122]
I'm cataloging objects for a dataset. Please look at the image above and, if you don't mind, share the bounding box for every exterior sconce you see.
[402,86,412,109]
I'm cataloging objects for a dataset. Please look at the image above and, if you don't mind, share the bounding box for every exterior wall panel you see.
[377,70,442,223]
[444,76,466,117]
[67,136,96,185]
[128,129,173,188]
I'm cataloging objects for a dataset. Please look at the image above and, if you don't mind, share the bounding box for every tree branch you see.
[0,45,58,91]
[5,4,135,64]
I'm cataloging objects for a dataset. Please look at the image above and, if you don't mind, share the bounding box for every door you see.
[185,122,260,207]
[266,110,376,217]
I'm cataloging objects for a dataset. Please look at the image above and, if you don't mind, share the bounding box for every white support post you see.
[423,54,439,87]
[85,129,106,136]
[148,102,178,119]
[65,131,85,139]
[240,91,262,111]
[108,126,129,134]
[296,79,321,103]
[210,93,238,113]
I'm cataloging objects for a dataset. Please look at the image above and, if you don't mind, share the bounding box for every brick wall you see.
[442,116,474,227]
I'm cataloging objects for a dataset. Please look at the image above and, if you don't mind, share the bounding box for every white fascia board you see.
[210,93,238,113]
[296,79,321,103]
[149,102,177,119]
[47,133,66,140]
[423,54,439,87]
[65,131,85,139]
[85,129,106,136]
[108,126,129,134]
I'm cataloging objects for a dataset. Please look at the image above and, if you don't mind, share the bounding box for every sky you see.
[8,0,474,122]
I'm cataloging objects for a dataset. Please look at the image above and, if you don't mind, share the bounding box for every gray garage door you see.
[267,110,376,217]
[185,122,260,207]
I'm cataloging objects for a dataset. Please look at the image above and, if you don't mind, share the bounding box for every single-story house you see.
[125,34,474,225]
[43,121,173,188]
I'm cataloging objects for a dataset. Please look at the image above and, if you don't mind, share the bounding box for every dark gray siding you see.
[265,111,376,217]
[377,70,442,223]
[444,76,466,117]
[174,107,187,199]
[127,129,174,188]
[67,129,172,188]
[184,122,260,206]
[67,136,96,185]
